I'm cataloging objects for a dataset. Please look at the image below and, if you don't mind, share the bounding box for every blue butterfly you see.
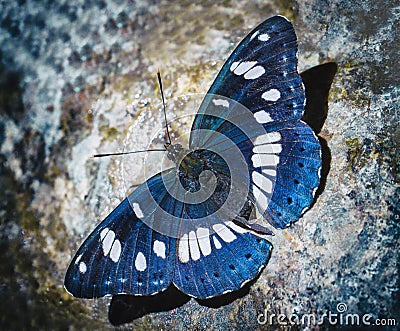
[64,16,321,300]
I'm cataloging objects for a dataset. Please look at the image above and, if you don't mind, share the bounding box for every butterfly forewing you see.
[190,16,305,149]
[64,197,176,298]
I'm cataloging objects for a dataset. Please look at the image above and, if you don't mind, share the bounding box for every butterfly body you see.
[65,16,322,300]
[170,146,207,180]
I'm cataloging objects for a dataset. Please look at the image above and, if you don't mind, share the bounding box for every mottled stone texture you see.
[0,0,398,330]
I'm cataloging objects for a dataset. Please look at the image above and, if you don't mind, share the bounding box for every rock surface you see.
[0,0,398,330]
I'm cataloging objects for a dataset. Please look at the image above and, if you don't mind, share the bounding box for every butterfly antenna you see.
[157,70,172,146]
[91,72,171,158]
[91,148,165,158]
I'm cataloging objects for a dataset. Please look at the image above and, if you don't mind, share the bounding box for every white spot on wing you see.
[301,206,310,215]
[251,154,279,168]
[212,98,229,108]
[226,221,247,234]
[75,254,83,264]
[135,252,147,271]
[230,61,240,71]
[254,132,281,145]
[253,185,270,211]
[153,240,166,259]
[213,236,222,249]
[258,33,270,41]
[250,30,259,40]
[252,143,282,154]
[79,261,87,274]
[252,171,273,193]
[212,223,237,243]
[244,66,265,80]
[262,169,277,177]
[132,202,144,218]
[110,239,121,262]
[188,231,201,261]
[233,61,257,75]
[178,234,190,263]
[102,230,115,256]
[197,227,211,256]
[100,228,108,241]
[262,89,281,102]
[254,110,273,123]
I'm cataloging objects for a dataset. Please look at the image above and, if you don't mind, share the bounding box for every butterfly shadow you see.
[108,271,263,326]
[108,62,338,326]
[108,286,190,325]
[301,62,337,201]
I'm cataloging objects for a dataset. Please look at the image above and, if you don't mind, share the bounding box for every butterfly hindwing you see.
[249,120,322,228]
[173,214,272,299]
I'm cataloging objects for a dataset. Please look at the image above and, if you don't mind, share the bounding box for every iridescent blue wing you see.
[268,122,322,227]
[64,172,177,298]
[173,215,272,299]
[164,150,273,299]
[64,168,272,299]
[189,16,321,229]
[190,15,305,148]
[240,121,321,228]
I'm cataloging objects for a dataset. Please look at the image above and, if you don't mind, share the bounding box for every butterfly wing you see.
[190,15,305,148]
[64,172,177,298]
[189,16,321,229]
[65,166,272,299]
[173,214,272,299]
[245,120,322,228]
[166,150,272,299]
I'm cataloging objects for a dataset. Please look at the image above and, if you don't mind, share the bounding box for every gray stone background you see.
[0,0,398,330]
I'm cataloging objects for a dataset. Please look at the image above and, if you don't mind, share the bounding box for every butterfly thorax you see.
[166,143,214,194]
[166,143,204,176]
